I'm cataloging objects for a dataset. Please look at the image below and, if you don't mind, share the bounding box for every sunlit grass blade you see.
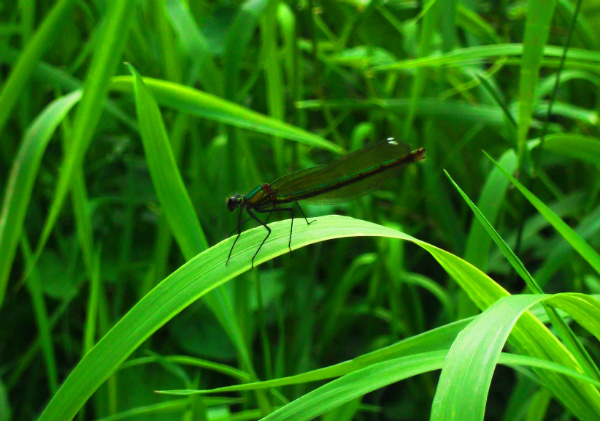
[128,65,270,410]
[258,352,448,421]
[0,91,81,307]
[110,76,341,153]
[446,171,540,292]
[432,293,600,421]
[162,324,600,421]
[163,317,473,395]
[36,216,600,420]
[463,150,517,272]
[447,169,600,379]
[161,349,600,399]
[129,65,208,256]
[486,152,600,276]
[173,346,600,421]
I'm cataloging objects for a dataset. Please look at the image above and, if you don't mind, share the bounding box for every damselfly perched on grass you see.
[226,139,426,267]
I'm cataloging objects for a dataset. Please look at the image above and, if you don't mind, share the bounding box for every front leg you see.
[227,207,245,265]
[247,209,272,268]
[255,206,296,252]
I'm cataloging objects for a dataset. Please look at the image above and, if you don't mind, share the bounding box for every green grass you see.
[2,1,600,420]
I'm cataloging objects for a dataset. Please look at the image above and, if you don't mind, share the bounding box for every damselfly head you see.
[227,193,243,212]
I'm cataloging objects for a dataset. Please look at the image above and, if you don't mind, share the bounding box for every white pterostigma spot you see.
[387,137,398,145]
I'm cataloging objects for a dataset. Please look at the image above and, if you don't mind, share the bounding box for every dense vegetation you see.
[2,0,600,420]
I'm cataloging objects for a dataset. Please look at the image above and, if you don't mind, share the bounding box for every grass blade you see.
[0,0,77,136]
[486,152,600,276]
[32,0,137,281]
[516,0,558,167]
[432,293,600,421]
[110,76,342,153]
[129,66,208,256]
[0,91,81,307]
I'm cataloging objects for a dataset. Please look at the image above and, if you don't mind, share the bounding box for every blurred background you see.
[1,0,600,420]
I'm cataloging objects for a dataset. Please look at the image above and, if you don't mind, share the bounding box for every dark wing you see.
[272,139,416,204]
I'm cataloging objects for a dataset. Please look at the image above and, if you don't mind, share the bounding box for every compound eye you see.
[227,195,240,212]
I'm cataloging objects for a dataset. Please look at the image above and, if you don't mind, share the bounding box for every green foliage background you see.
[2,0,600,420]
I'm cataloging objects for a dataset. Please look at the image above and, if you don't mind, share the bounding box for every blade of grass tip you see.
[164,350,600,399]
[0,90,81,308]
[445,170,541,292]
[516,0,558,169]
[174,318,475,396]
[485,151,600,276]
[446,170,600,380]
[128,65,208,256]
[463,150,517,272]
[259,352,449,421]
[29,0,136,283]
[0,0,77,136]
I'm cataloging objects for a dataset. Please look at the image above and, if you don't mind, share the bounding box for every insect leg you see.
[246,208,273,268]
[227,208,245,265]
[295,202,316,225]
[255,207,295,253]
[227,211,274,238]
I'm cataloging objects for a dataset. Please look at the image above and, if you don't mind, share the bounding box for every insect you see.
[226,139,426,267]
